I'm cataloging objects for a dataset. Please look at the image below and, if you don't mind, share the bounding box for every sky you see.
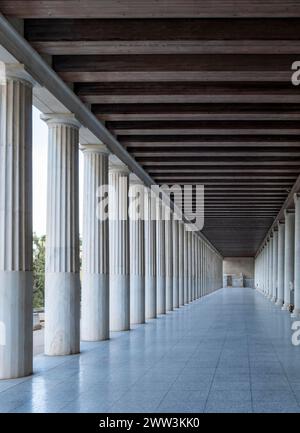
[32,106,83,236]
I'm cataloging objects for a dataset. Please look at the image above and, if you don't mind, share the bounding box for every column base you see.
[145,276,156,320]
[166,276,173,312]
[282,303,290,311]
[130,275,145,325]
[0,271,33,379]
[271,296,277,303]
[45,272,80,356]
[110,275,130,331]
[157,276,166,315]
[275,298,284,307]
[172,276,179,309]
[81,273,109,341]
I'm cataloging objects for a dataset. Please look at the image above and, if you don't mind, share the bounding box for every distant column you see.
[43,114,81,356]
[165,209,173,312]
[272,229,278,303]
[172,217,179,309]
[292,194,300,318]
[109,161,130,331]
[0,64,33,378]
[144,187,156,319]
[178,222,184,306]
[282,209,295,311]
[81,144,109,341]
[156,199,166,314]
[276,221,285,307]
[129,175,145,325]
[183,225,189,304]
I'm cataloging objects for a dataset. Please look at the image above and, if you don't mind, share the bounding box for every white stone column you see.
[272,229,278,302]
[183,225,189,304]
[292,194,300,318]
[81,144,109,341]
[188,231,193,302]
[156,199,166,314]
[276,222,285,306]
[178,221,184,306]
[0,64,33,379]
[43,114,81,356]
[165,208,173,312]
[172,217,179,309]
[144,187,156,319]
[109,162,130,331]
[191,234,195,300]
[282,209,295,311]
[129,175,145,325]
[268,236,273,299]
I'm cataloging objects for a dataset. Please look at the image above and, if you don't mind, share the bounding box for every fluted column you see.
[129,175,145,325]
[183,225,189,304]
[272,229,278,302]
[165,209,173,312]
[292,194,300,318]
[276,221,285,306]
[0,64,33,378]
[109,162,130,331]
[178,221,184,306]
[81,144,109,341]
[188,231,193,302]
[282,209,295,311]
[43,114,80,356]
[156,199,166,314]
[144,188,156,319]
[268,236,273,299]
[172,217,179,309]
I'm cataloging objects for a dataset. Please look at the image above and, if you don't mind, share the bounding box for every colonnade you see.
[0,64,223,379]
[255,194,300,318]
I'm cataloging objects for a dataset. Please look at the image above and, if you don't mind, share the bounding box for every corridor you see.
[0,287,300,414]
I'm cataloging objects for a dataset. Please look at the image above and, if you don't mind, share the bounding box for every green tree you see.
[33,234,45,309]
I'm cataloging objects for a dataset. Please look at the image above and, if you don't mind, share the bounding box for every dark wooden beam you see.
[2,1,300,18]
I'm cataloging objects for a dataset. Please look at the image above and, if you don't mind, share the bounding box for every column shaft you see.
[292,194,300,317]
[81,145,109,341]
[178,222,184,306]
[109,165,130,331]
[282,210,295,310]
[156,200,166,314]
[165,210,173,312]
[129,180,145,325]
[172,217,179,309]
[44,115,80,356]
[272,230,278,302]
[144,188,156,319]
[0,70,33,378]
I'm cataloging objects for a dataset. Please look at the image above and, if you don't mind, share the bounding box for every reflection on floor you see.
[1,287,300,413]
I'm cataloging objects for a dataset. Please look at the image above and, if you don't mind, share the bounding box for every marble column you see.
[0,64,33,378]
[43,114,81,356]
[178,221,184,306]
[272,229,278,302]
[172,217,179,309]
[282,209,295,311]
[144,187,156,319]
[81,144,109,341]
[188,231,193,302]
[268,236,273,300]
[165,209,173,312]
[292,194,300,318]
[191,234,196,300]
[183,225,189,304]
[276,222,285,306]
[109,162,130,331]
[156,199,166,314]
[129,175,145,325]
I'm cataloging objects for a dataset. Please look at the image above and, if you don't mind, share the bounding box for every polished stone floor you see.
[1,287,300,413]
